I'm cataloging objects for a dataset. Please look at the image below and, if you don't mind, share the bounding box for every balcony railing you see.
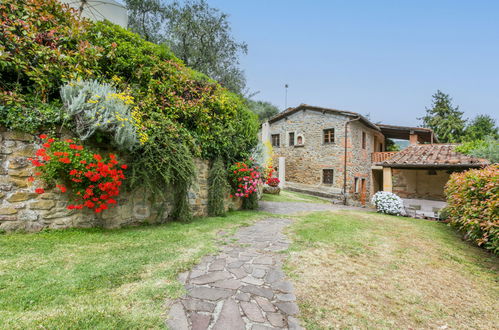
[371,151,398,163]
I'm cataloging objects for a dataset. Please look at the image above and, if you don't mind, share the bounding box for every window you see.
[379,143,383,152]
[362,132,367,149]
[354,177,359,193]
[323,128,335,144]
[297,135,303,145]
[271,134,280,147]
[323,169,334,184]
[288,132,295,146]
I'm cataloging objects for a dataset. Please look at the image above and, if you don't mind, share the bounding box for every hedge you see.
[445,165,499,254]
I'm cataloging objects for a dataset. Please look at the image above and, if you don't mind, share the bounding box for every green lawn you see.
[0,211,263,329]
[261,189,331,204]
[285,211,499,329]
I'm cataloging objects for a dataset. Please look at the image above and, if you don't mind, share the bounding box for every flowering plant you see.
[265,165,280,187]
[371,191,404,216]
[29,134,126,213]
[267,177,280,187]
[228,159,263,198]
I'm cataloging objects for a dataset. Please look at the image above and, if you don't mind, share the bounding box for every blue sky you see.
[209,0,499,126]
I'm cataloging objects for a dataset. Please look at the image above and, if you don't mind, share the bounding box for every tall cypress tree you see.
[420,90,466,143]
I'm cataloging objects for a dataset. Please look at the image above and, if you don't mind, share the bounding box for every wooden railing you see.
[371,152,398,163]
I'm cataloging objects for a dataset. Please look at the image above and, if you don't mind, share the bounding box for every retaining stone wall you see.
[0,129,239,232]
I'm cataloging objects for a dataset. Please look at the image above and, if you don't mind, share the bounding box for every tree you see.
[464,114,498,141]
[455,136,499,163]
[247,100,279,122]
[420,90,466,143]
[163,0,248,93]
[125,0,167,43]
[125,0,248,94]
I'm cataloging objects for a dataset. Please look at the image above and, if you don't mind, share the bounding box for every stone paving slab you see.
[166,217,304,330]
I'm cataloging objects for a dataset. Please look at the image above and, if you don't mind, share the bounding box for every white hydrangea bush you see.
[371,191,404,216]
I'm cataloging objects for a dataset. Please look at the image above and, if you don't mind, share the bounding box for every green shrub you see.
[445,165,499,254]
[455,137,499,163]
[60,80,142,150]
[0,0,260,219]
[208,158,229,216]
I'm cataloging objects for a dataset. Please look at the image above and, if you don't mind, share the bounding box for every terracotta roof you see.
[379,144,489,168]
[268,104,380,131]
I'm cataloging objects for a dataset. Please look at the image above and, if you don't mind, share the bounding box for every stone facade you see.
[266,107,384,205]
[0,129,239,232]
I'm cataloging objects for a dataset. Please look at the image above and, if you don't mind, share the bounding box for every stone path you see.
[259,200,367,215]
[166,217,303,330]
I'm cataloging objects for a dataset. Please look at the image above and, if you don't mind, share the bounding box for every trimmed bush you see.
[371,191,404,216]
[208,158,229,216]
[445,165,499,254]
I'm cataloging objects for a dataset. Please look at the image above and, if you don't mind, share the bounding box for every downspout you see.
[343,116,361,205]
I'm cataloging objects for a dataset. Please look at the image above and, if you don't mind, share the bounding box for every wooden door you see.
[360,179,367,205]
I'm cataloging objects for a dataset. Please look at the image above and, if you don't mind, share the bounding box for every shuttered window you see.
[323,129,335,144]
[271,134,280,147]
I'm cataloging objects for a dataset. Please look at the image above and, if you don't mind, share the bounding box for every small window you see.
[354,177,359,193]
[288,132,295,146]
[323,128,335,144]
[271,134,280,147]
[362,132,367,149]
[297,135,303,145]
[379,143,383,152]
[323,169,334,184]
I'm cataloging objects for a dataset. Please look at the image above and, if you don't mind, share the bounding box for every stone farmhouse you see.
[261,104,488,209]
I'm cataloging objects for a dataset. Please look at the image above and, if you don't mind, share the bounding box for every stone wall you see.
[268,108,383,205]
[0,129,238,232]
[392,168,450,201]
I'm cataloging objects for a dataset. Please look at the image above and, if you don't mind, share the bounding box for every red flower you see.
[42,143,51,148]
[121,164,127,169]
[67,204,75,210]
[39,134,48,139]
[28,176,35,182]
[47,138,55,143]
[69,169,78,175]
[93,154,102,161]
[58,157,71,164]
[65,139,74,143]
[56,184,67,193]
[80,160,87,164]
[35,188,45,194]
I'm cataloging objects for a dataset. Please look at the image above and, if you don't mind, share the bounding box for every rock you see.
[8,157,30,169]
[0,221,24,232]
[213,299,245,330]
[0,207,18,215]
[6,192,37,202]
[190,271,232,285]
[0,192,4,199]
[275,302,299,315]
[271,281,294,293]
[211,279,242,290]
[267,312,286,327]
[240,285,274,300]
[254,296,275,312]
[251,325,275,330]
[276,293,296,302]
[227,261,244,268]
[182,299,216,312]
[263,186,281,195]
[265,269,284,283]
[252,268,266,278]
[241,276,264,286]
[166,302,189,330]
[0,215,17,221]
[29,200,55,210]
[240,301,265,323]
[10,178,28,188]
[228,267,246,279]
[188,287,234,301]
[208,258,226,271]
[235,292,251,301]
[17,210,38,222]
[2,131,33,141]
[190,312,211,330]
[8,169,31,178]
[253,256,274,265]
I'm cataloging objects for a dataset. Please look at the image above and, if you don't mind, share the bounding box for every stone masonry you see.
[0,129,238,232]
[267,107,384,205]
[167,217,303,330]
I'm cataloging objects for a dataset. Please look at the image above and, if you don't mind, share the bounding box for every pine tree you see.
[420,90,466,143]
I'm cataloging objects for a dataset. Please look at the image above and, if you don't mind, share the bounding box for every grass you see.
[0,210,264,329]
[286,211,499,329]
[261,189,330,204]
